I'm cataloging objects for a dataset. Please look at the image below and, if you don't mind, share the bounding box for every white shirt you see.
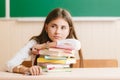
[6,39,81,72]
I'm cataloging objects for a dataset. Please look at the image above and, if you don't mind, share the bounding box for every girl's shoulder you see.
[57,39,80,44]
[25,39,37,46]
[64,39,80,43]
[29,39,37,43]
[57,39,81,50]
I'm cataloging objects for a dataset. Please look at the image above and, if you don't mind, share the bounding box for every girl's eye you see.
[50,25,56,28]
[51,25,55,28]
[61,26,66,30]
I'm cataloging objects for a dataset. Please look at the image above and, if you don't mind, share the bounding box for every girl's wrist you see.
[45,41,49,49]
[48,42,57,48]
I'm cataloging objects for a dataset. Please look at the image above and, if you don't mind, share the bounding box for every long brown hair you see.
[31,8,83,67]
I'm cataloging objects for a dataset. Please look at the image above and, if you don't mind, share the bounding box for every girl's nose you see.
[55,28,61,34]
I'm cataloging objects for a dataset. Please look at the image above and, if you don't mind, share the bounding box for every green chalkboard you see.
[0,0,5,17]
[10,0,120,17]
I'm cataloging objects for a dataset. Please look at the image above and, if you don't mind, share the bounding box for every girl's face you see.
[45,18,70,42]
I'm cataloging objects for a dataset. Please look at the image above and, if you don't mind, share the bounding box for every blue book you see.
[45,56,67,60]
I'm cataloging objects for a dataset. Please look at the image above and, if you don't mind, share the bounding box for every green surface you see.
[0,0,5,17]
[10,0,120,17]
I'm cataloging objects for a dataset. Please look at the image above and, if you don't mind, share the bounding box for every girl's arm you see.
[6,40,36,72]
[31,39,81,55]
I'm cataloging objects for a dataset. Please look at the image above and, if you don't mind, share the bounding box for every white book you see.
[39,49,75,57]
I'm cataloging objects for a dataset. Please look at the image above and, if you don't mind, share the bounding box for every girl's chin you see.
[52,39,61,42]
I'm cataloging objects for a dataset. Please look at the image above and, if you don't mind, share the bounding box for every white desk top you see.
[0,68,120,80]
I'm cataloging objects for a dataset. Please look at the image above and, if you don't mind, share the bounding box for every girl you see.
[6,8,83,75]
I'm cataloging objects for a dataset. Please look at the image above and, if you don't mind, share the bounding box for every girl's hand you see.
[31,42,57,55]
[31,47,39,55]
[26,66,42,75]
[31,44,44,55]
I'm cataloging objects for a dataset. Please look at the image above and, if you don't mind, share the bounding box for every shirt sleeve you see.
[6,40,37,72]
[57,39,81,50]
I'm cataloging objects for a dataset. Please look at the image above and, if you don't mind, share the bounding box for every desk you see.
[0,68,120,80]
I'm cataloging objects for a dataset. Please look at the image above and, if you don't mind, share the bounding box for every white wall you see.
[0,19,120,69]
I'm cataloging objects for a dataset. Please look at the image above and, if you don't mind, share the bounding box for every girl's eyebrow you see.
[50,23,57,26]
[50,22,68,27]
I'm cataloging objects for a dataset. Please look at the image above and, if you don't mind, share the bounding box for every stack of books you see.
[37,46,76,72]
